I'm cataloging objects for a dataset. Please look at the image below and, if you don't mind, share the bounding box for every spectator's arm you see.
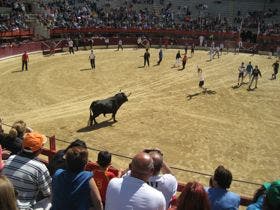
[89,178,103,210]
[161,161,173,175]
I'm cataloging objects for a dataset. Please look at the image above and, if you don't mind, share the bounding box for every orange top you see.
[85,162,118,203]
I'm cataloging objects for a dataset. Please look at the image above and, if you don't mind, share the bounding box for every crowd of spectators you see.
[1,118,280,210]
[33,0,279,37]
[0,0,29,32]
[0,0,279,38]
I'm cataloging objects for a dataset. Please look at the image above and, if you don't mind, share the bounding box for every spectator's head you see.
[148,151,163,176]
[65,139,87,152]
[97,150,112,168]
[66,146,88,173]
[0,175,18,210]
[22,132,47,156]
[130,152,154,182]
[213,165,232,189]
[177,181,210,210]
[263,180,280,210]
[12,120,26,138]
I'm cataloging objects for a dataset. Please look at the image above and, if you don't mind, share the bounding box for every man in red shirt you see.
[85,151,120,205]
[22,51,29,71]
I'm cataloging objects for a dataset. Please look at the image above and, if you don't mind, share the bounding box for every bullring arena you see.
[1,46,279,202]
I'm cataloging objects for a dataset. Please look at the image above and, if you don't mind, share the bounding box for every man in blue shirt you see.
[206,165,240,210]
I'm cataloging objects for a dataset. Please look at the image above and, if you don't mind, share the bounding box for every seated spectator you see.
[174,181,210,210]
[0,175,18,210]
[85,150,120,205]
[206,165,240,210]
[144,148,177,207]
[106,152,166,210]
[48,139,87,175]
[247,179,280,210]
[0,119,30,155]
[51,146,103,210]
[2,132,52,209]
[0,145,4,173]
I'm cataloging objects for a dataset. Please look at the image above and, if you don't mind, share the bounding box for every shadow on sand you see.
[77,120,116,132]
[11,70,24,73]
[80,68,92,71]
[187,89,217,100]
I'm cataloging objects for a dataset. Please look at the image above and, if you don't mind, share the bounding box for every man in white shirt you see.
[68,39,74,54]
[145,149,177,208]
[89,50,95,69]
[106,152,166,210]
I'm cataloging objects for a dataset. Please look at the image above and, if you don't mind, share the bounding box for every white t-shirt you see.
[198,71,204,81]
[89,52,95,59]
[106,176,166,210]
[68,40,73,47]
[118,40,122,45]
[147,174,177,206]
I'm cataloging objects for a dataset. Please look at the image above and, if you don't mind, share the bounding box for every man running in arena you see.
[244,61,253,81]
[248,65,262,90]
[191,43,195,57]
[198,67,206,93]
[89,50,95,69]
[144,48,150,67]
[181,53,187,70]
[173,50,181,68]
[22,51,29,71]
[271,60,279,80]
[237,62,246,86]
[157,48,163,65]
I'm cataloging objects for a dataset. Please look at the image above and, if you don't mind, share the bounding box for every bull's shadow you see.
[77,119,116,132]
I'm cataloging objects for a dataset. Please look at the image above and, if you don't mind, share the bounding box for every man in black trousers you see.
[144,48,150,67]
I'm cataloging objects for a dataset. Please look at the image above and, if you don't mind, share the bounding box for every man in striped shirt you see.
[3,132,51,209]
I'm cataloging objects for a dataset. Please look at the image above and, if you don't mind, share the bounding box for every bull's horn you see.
[127,92,132,97]
[119,89,122,92]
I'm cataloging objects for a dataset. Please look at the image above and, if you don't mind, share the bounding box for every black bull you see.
[88,92,131,126]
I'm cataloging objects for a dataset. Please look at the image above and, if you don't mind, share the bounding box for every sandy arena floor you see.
[0,48,279,198]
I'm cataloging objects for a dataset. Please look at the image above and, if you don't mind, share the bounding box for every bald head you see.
[149,151,163,175]
[130,152,154,181]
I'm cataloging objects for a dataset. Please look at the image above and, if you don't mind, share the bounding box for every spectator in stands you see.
[206,165,240,210]
[247,180,280,210]
[85,150,120,205]
[48,139,87,175]
[51,146,103,210]
[144,148,177,207]
[22,51,29,71]
[106,152,166,210]
[0,175,18,210]
[175,181,210,210]
[2,132,52,209]
[0,145,4,173]
[0,120,29,155]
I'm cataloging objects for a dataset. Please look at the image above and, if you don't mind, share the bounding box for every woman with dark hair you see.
[51,146,103,210]
[48,139,87,175]
[176,181,210,210]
